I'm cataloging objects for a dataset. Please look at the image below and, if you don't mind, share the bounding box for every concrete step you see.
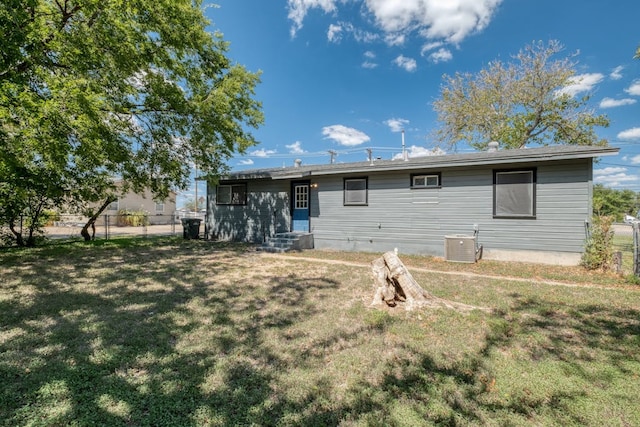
[258,232,314,253]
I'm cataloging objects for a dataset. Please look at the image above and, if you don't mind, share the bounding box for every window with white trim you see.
[344,178,368,205]
[216,183,247,205]
[493,169,536,218]
[155,202,165,213]
[294,185,308,209]
[411,173,440,188]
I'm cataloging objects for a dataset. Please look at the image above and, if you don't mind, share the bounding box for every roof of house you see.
[224,145,619,181]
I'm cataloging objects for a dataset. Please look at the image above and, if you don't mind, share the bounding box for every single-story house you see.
[106,187,177,225]
[205,145,618,265]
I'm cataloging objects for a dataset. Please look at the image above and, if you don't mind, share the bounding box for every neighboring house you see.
[106,188,177,225]
[205,145,618,265]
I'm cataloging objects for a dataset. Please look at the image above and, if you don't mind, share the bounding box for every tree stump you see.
[370,251,488,312]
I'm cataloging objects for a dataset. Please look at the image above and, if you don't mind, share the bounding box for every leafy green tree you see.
[0,0,263,245]
[592,184,639,221]
[433,40,609,150]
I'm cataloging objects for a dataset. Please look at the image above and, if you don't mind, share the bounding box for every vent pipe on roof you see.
[294,159,302,168]
[402,129,408,161]
[487,141,499,152]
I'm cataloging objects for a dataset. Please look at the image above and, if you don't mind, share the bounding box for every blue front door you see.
[292,183,310,232]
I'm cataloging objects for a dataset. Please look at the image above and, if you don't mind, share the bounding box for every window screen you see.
[344,178,367,205]
[216,184,247,205]
[412,174,440,188]
[494,170,535,218]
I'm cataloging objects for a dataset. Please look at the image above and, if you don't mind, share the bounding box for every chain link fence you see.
[611,222,639,276]
[1,212,205,247]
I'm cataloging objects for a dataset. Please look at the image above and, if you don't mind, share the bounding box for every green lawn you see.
[1,238,639,426]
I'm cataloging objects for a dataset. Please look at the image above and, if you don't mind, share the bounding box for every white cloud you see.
[556,73,605,97]
[322,124,370,146]
[420,41,444,55]
[384,118,409,132]
[362,51,378,68]
[599,97,637,108]
[365,0,503,43]
[617,127,640,141]
[631,155,640,165]
[287,0,338,37]
[384,33,405,46]
[610,65,624,80]
[249,148,277,157]
[392,145,446,160]
[593,167,627,176]
[327,23,342,42]
[328,21,379,43]
[238,159,254,166]
[287,0,503,46]
[286,141,306,154]
[625,80,640,96]
[393,54,417,72]
[428,47,453,63]
[593,166,639,188]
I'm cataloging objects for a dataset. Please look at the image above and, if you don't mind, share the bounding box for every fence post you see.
[634,223,639,276]
[143,215,148,238]
[105,215,109,240]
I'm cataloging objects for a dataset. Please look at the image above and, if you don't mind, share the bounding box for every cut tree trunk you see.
[370,251,488,312]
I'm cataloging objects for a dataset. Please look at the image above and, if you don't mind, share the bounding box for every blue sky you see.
[181,0,640,207]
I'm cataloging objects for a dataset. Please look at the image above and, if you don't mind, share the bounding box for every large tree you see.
[592,184,639,221]
[433,40,609,150]
[0,0,263,244]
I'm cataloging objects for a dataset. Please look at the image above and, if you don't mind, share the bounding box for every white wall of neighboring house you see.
[106,189,177,224]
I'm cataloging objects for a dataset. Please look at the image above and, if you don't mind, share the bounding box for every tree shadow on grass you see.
[2,242,639,426]
[0,241,345,426]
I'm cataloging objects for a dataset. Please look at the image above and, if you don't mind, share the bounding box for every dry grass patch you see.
[0,238,639,426]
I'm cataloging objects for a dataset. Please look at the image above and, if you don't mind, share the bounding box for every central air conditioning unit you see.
[444,234,477,263]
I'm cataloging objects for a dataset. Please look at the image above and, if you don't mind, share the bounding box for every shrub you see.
[581,215,614,271]
[116,209,149,227]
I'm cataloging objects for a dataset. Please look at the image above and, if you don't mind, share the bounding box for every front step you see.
[257,232,314,253]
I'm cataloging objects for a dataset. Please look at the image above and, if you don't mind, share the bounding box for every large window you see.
[216,183,247,205]
[411,173,441,189]
[493,169,536,218]
[344,177,368,206]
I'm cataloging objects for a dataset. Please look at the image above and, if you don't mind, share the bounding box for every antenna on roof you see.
[366,148,373,165]
[328,150,337,164]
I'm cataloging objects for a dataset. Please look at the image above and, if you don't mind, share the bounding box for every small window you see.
[344,178,368,206]
[493,169,536,218]
[107,200,119,211]
[411,173,440,188]
[155,202,164,213]
[216,183,247,205]
[294,185,308,209]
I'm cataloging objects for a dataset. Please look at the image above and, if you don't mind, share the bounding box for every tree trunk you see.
[370,251,488,312]
[8,218,24,247]
[81,196,116,241]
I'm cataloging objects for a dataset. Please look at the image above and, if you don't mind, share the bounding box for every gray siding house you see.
[205,145,618,265]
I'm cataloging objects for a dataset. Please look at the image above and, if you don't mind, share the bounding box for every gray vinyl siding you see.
[309,159,592,256]
[207,157,593,258]
[206,180,290,242]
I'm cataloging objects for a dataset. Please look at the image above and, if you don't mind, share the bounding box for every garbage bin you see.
[181,218,202,239]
